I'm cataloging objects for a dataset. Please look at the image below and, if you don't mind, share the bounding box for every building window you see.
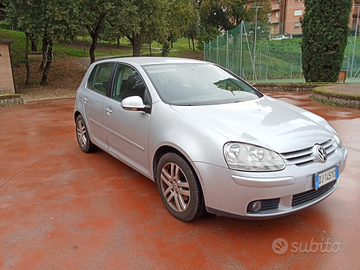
[294,23,300,29]
[294,10,303,16]
[277,0,280,4]
[295,0,303,2]
[276,12,279,18]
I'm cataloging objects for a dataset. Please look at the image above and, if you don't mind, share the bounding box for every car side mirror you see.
[121,96,151,113]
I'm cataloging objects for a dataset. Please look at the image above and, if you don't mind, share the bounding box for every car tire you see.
[156,152,206,222]
[75,114,97,153]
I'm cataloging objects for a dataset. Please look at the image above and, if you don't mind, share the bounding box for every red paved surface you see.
[0,93,359,269]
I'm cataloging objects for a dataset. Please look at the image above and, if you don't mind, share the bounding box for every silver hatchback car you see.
[74,57,347,222]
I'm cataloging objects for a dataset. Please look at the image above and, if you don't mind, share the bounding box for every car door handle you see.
[105,108,113,115]
[83,97,88,103]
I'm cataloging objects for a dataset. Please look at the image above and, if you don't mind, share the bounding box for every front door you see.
[104,64,151,174]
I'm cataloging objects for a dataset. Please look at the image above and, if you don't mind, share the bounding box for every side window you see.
[112,65,146,102]
[87,62,114,95]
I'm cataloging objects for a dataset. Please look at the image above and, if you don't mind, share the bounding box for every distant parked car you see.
[74,57,347,222]
[272,35,289,40]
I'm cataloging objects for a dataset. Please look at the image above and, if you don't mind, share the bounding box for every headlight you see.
[330,126,343,148]
[224,142,285,172]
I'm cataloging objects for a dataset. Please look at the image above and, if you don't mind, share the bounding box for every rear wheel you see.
[156,153,205,222]
[76,114,97,153]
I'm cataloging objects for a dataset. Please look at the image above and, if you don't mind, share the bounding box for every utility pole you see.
[351,4,360,77]
[251,2,263,80]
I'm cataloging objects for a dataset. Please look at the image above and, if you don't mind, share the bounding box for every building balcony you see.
[272,4,281,11]
[270,18,280,24]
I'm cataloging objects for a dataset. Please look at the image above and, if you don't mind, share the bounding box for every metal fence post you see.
[226,30,229,69]
[203,43,205,61]
[351,5,360,77]
[217,36,219,64]
[240,21,243,78]
[209,40,211,62]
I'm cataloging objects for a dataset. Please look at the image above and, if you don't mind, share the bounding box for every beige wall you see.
[0,43,15,94]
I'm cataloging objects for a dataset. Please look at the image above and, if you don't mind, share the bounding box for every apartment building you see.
[351,1,360,30]
[268,0,360,36]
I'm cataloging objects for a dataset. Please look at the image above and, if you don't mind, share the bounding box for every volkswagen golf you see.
[74,57,347,222]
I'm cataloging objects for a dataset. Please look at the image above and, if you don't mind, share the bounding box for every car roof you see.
[98,57,207,66]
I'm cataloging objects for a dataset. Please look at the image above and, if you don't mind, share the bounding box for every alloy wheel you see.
[160,162,191,212]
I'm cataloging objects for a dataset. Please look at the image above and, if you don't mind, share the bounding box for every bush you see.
[301,0,353,82]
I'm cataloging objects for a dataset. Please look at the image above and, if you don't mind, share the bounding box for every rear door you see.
[83,62,115,149]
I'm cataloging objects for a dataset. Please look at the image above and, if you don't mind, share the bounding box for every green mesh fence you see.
[204,21,360,83]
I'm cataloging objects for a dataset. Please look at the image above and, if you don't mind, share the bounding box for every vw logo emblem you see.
[313,145,327,163]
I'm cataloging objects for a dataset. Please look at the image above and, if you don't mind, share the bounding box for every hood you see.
[171,96,333,153]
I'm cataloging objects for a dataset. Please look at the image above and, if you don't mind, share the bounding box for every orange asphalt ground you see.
[0,92,359,269]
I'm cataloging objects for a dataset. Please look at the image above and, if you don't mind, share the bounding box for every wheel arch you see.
[152,145,202,187]
[74,111,81,122]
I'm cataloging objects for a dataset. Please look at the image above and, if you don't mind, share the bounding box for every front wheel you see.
[156,153,206,222]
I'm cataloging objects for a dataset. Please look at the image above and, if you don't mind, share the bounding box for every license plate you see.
[315,166,339,189]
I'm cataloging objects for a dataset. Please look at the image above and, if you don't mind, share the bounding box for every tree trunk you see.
[25,33,30,86]
[191,37,195,51]
[87,13,106,64]
[161,42,170,57]
[40,39,53,86]
[39,36,48,72]
[30,34,37,52]
[149,43,152,55]
[89,38,97,64]
[132,33,141,57]
[171,40,173,48]
[117,37,120,48]
[83,31,86,54]
[188,37,191,49]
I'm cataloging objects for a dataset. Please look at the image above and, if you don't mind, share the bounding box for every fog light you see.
[248,200,263,213]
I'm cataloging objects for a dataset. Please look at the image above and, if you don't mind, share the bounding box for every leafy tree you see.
[4,0,79,85]
[109,0,169,57]
[38,0,79,85]
[100,21,122,50]
[80,0,117,64]
[197,0,271,49]
[4,0,40,84]
[199,0,270,30]
[185,18,200,51]
[0,3,5,21]
[301,0,353,82]
[161,0,197,56]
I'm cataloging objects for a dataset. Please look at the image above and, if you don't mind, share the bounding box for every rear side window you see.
[87,63,115,95]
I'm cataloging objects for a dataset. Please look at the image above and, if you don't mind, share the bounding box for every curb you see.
[312,86,360,109]
[0,94,24,107]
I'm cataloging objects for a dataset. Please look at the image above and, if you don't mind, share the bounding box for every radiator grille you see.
[281,139,337,166]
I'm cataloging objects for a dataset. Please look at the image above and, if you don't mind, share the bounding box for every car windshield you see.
[143,63,262,106]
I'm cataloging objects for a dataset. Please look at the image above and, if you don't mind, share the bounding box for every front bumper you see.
[194,146,348,219]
